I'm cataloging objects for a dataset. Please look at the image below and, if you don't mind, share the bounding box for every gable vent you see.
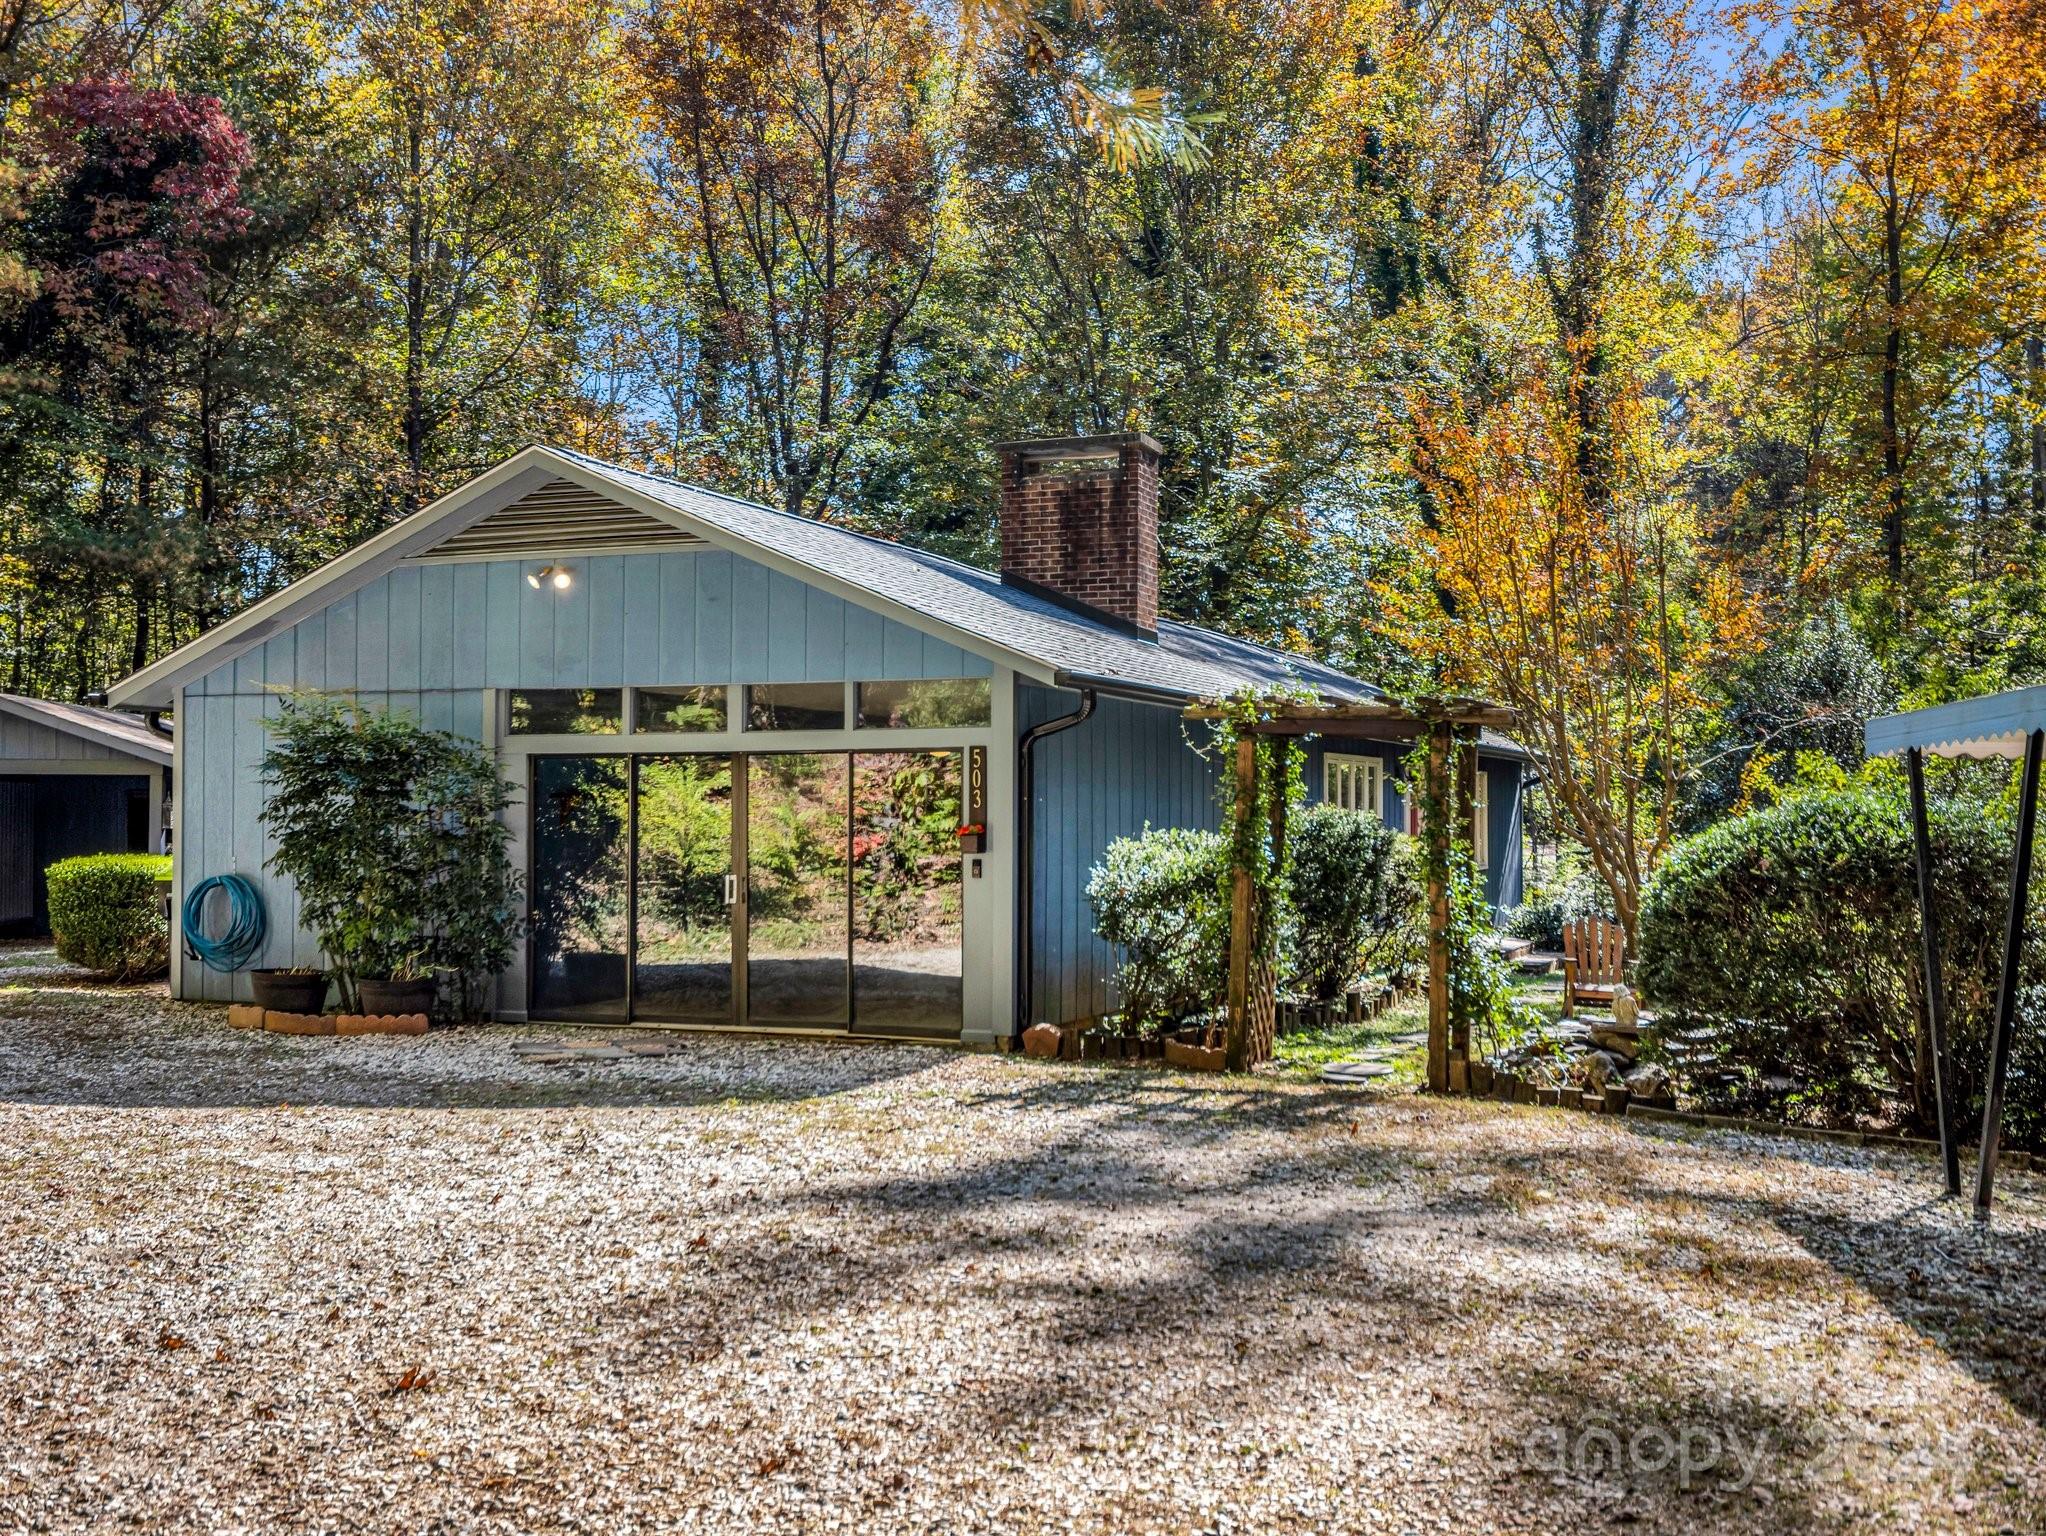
[412,478,707,561]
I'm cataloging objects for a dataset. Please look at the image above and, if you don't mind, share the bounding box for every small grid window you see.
[508,688,621,735]
[634,686,728,734]
[1324,754,1384,817]
[746,683,845,732]
[856,678,992,729]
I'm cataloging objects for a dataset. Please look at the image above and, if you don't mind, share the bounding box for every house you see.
[0,693,171,934]
[109,433,1524,1042]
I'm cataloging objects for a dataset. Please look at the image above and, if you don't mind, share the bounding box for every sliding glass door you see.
[529,756,630,1022]
[632,755,735,1022]
[851,751,963,1036]
[746,754,850,1025]
[528,751,960,1034]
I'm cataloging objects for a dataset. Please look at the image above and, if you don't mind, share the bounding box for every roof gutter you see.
[1049,669,1195,710]
[1016,686,1097,1036]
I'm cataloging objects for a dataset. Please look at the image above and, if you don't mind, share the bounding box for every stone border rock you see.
[1624,1101,2037,1173]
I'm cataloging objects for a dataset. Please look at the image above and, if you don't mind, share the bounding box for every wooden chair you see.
[1562,917,1626,1014]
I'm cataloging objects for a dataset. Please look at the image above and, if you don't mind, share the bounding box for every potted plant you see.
[357,960,437,1018]
[249,967,328,1014]
[261,694,524,1024]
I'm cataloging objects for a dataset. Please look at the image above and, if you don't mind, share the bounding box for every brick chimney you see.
[995,432,1163,637]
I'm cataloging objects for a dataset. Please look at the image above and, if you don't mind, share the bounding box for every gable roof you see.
[110,444,1383,711]
[0,693,173,765]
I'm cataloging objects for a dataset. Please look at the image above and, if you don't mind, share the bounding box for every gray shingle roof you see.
[554,448,1383,706]
[0,693,173,763]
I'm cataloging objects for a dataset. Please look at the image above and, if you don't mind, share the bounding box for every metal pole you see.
[1906,748,1961,1197]
[1976,727,2043,1216]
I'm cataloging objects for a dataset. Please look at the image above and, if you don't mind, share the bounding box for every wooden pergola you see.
[1185,696,1518,1081]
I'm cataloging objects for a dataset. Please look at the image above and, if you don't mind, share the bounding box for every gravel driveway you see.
[3,950,2044,1535]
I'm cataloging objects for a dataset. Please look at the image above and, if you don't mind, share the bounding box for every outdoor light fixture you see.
[526,564,574,591]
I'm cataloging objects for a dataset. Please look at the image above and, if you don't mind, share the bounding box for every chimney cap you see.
[993,431,1164,460]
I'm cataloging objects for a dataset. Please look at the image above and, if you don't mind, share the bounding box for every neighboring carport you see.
[1867,684,2046,1215]
[0,694,171,934]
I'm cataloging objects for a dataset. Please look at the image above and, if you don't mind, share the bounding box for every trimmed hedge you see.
[1636,785,2043,1147]
[1288,806,1419,999]
[1086,827,1229,1030]
[46,853,172,980]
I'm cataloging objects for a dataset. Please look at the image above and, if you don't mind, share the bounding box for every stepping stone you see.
[1389,1032,1427,1046]
[511,1040,569,1053]
[1321,1061,1394,1084]
[519,1052,574,1065]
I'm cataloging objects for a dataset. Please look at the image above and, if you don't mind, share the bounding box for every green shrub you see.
[1087,827,1229,1030]
[260,693,522,1019]
[1636,782,2042,1145]
[1286,806,1420,998]
[46,853,171,979]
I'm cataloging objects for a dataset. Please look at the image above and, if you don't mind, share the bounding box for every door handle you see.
[724,873,738,907]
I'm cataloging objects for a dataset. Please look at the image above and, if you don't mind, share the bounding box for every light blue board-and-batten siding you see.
[0,713,148,763]
[192,550,992,696]
[178,548,994,1002]
[178,689,490,1000]
[1019,684,1222,1027]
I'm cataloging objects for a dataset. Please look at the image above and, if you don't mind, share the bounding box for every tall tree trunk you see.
[1880,176,1906,591]
[195,338,225,630]
[2028,332,2045,537]
[130,578,151,674]
[402,116,427,514]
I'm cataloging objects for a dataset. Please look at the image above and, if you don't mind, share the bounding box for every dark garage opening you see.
[0,775,152,935]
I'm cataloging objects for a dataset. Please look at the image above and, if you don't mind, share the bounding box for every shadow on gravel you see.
[1610,1118,2046,1438]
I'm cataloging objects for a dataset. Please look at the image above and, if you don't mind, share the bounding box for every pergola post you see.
[1258,737,1292,1067]
[1451,726,1479,1093]
[1425,720,1451,1095]
[1905,747,1962,1198]
[1977,726,2043,1215]
[1225,733,1258,1073]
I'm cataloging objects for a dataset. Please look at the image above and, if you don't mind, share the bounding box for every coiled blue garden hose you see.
[182,874,267,972]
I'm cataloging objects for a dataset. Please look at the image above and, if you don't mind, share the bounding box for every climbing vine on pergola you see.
[1186,694,1517,1084]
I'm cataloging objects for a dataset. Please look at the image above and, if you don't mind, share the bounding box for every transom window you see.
[1324,753,1384,816]
[746,683,845,732]
[635,686,728,734]
[856,678,991,729]
[509,689,621,735]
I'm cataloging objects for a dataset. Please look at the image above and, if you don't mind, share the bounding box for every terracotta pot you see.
[358,976,437,1017]
[250,968,327,1015]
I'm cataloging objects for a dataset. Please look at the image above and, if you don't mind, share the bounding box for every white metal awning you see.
[1865,685,2046,760]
